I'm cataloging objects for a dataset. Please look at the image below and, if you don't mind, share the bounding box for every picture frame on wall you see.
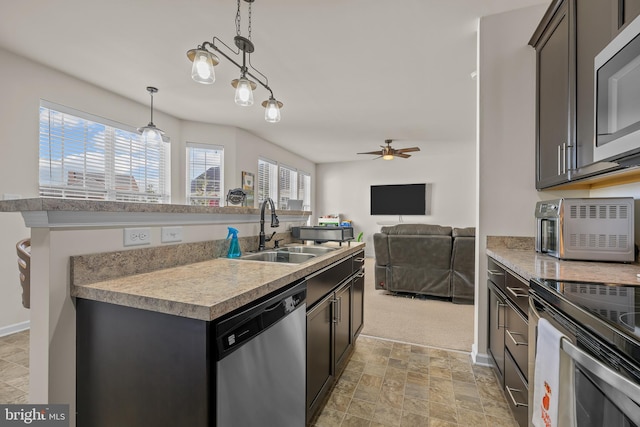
[242,171,255,207]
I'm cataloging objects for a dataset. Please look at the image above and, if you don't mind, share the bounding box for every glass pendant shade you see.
[191,50,216,84]
[140,125,164,145]
[234,77,254,106]
[264,99,281,123]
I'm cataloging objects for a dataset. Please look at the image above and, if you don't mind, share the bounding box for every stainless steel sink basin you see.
[238,251,316,264]
[276,245,337,255]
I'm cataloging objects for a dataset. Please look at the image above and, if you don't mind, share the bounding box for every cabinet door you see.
[576,0,615,169]
[351,272,365,341]
[334,281,352,370]
[488,282,506,385]
[535,1,572,189]
[616,0,640,31]
[306,295,334,416]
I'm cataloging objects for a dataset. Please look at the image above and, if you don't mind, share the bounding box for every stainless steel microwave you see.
[535,197,635,262]
[594,15,640,162]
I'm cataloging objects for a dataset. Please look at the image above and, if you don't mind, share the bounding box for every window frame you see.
[185,142,225,206]
[257,157,278,205]
[38,100,170,203]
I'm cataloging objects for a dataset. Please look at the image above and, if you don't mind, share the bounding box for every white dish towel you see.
[532,318,576,427]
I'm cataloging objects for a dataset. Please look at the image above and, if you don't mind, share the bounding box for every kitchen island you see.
[0,198,325,427]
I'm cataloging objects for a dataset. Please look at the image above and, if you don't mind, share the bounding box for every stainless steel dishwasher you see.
[215,280,306,426]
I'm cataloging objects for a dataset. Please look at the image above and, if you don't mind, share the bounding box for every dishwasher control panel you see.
[215,280,307,359]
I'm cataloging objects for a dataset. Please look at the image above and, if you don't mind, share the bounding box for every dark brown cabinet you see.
[531,0,572,189]
[487,257,529,427]
[306,251,365,422]
[531,0,634,189]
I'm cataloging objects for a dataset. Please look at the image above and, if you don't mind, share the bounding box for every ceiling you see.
[0,0,548,163]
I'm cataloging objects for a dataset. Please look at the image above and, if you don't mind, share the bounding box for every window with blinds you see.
[278,164,298,209]
[258,158,278,204]
[39,102,169,203]
[298,171,311,211]
[186,143,224,206]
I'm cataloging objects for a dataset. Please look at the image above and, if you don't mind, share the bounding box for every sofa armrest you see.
[373,232,390,266]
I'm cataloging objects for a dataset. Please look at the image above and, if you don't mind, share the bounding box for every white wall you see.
[316,140,476,257]
[475,4,589,363]
[0,46,315,331]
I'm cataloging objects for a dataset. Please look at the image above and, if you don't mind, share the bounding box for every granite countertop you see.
[71,242,365,322]
[487,246,640,285]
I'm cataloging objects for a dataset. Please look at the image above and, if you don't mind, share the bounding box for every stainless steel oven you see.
[529,278,640,427]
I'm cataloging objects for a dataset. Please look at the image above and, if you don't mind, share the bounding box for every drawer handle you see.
[506,329,528,346]
[506,386,528,408]
[506,286,528,299]
[488,269,504,276]
[354,257,365,262]
[356,272,365,278]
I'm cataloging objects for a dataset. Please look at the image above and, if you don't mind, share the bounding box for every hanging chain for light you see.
[235,0,252,40]
[248,1,252,40]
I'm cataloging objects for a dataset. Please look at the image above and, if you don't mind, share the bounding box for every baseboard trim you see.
[471,344,492,366]
[0,320,30,337]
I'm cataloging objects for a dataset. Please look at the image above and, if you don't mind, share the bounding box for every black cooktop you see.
[530,278,640,365]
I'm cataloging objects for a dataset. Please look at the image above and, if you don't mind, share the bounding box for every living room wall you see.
[316,139,476,257]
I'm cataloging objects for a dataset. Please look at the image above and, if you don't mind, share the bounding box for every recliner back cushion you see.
[380,224,452,236]
[387,235,452,267]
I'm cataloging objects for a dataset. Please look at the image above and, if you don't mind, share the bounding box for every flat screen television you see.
[370,183,427,215]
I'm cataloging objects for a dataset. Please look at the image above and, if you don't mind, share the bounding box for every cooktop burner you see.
[530,278,640,364]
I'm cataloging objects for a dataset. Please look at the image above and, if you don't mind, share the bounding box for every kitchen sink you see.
[276,245,337,255]
[238,251,316,264]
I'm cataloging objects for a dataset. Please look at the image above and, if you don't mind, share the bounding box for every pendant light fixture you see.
[137,86,165,144]
[186,0,283,122]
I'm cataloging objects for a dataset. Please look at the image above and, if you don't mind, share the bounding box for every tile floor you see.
[0,330,29,404]
[309,335,519,427]
[0,331,518,427]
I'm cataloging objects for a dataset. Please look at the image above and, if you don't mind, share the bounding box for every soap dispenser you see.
[226,227,241,258]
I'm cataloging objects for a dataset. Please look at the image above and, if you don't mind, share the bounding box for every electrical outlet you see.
[124,228,151,246]
[161,226,183,243]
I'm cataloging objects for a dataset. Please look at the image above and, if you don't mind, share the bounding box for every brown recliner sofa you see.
[373,224,476,304]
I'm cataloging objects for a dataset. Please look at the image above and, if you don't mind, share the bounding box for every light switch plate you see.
[161,226,183,243]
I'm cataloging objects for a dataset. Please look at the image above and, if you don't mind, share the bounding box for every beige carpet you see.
[361,258,474,352]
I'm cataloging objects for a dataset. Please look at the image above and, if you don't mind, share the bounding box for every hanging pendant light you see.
[137,87,165,144]
[262,97,282,123]
[186,0,284,122]
[188,49,219,84]
[231,76,256,106]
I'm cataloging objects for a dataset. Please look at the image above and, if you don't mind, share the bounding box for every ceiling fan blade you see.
[357,150,383,155]
[396,147,420,153]
[395,153,411,158]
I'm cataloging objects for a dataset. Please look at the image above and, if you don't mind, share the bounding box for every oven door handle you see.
[561,338,640,409]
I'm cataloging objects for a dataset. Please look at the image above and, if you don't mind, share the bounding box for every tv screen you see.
[370,184,427,215]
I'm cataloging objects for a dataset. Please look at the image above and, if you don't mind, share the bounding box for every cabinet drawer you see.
[352,250,365,273]
[487,258,506,291]
[505,301,528,382]
[504,351,529,427]
[307,257,352,307]
[505,271,529,315]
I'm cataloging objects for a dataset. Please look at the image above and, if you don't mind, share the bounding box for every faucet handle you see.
[274,239,284,248]
[265,231,276,242]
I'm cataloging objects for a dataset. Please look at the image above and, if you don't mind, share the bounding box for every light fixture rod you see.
[199,40,275,98]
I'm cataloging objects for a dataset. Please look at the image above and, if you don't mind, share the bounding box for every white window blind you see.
[39,102,169,203]
[278,164,298,209]
[258,158,278,204]
[186,143,224,206]
[298,171,311,211]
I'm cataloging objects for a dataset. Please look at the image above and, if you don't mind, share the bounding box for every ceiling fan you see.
[357,139,420,160]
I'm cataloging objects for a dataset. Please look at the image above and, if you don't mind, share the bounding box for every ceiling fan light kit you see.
[186,0,283,123]
[358,139,420,160]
